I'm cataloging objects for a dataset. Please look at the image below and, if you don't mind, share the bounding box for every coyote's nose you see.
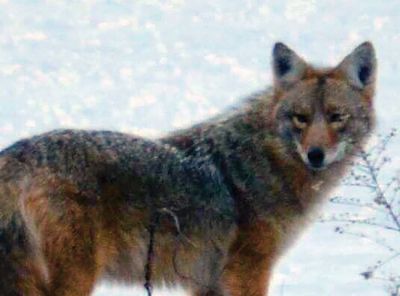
[307,147,325,169]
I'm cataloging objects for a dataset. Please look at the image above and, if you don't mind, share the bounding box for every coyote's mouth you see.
[296,141,347,171]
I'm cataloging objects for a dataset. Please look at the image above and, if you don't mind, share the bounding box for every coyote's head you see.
[270,42,376,171]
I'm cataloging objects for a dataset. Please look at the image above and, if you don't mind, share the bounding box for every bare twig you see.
[144,213,159,296]
[324,130,400,295]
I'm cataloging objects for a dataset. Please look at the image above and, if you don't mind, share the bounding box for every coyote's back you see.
[0,42,376,296]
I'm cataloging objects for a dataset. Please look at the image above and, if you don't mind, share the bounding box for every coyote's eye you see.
[292,114,309,129]
[329,113,349,129]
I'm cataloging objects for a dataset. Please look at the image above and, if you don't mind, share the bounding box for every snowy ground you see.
[0,1,399,295]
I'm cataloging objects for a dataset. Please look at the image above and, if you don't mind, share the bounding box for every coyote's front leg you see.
[220,220,278,296]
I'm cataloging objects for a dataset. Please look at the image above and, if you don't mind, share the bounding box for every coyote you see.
[0,42,376,296]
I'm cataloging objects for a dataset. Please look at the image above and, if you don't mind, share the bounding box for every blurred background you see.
[0,1,399,295]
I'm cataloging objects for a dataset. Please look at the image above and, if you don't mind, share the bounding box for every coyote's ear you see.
[336,42,376,90]
[272,42,307,88]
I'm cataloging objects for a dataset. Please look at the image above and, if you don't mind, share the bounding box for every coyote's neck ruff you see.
[0,42,376,296]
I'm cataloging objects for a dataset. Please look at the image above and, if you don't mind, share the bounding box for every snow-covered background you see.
[0,1,399,295]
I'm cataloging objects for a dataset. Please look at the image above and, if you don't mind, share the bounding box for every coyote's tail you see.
[0,211,30,294]
[0,182,48,295]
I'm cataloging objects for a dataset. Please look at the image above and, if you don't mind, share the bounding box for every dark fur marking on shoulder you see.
[211,149,254,226]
